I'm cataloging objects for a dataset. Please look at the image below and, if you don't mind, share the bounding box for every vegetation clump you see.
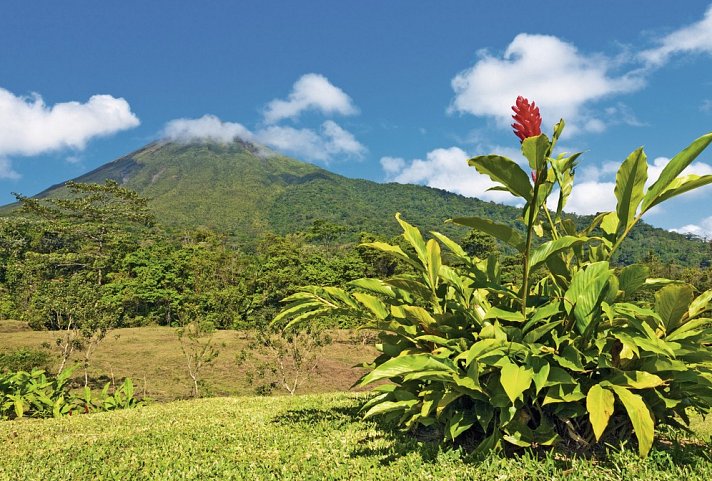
[276,100,712,457]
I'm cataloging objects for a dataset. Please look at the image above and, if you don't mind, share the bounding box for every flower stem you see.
[521,181,541,316]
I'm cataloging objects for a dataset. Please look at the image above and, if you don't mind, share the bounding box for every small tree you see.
[176,318,220,398]
[237,325,331,396]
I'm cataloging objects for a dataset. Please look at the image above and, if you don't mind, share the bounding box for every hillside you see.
[3,138,710,266]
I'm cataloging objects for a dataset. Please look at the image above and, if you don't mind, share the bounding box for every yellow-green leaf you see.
[500,363,533,403]
[610,385,655,457]
[587,384,615,441]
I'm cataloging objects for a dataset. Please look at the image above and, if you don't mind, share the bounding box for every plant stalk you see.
[521,179,542,316]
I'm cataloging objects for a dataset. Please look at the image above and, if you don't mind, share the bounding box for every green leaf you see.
[521,134,550,172]
[425,239,441,291]
[615,147,648,238]
[396,213,428,265]
[689,289,712,319]
[429,231,467,258]
[587,384,615,441]
[467,155,533,201]
[447,410,477,440]
[449,216,525,252]
[529,236,586,271]
[608,370,665,389]
[363,399,418,419]
[352,292,389,320]
[610,385,655,457]
[484,307,525,323]
[618,264,649,299]
[500,363,533,403]
[360,241,420,269]
[645,174,712,210]
[358,355,453,386]
[641,132,712,213]
[564,262,612,335]
[655,283,694,332]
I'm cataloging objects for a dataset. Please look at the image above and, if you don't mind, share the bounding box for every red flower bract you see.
[511,96,542,142]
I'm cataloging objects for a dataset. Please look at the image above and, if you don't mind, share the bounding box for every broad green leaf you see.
[449,216,525,252]
[429,231,467,258]
[689,289,712,319]
[564,261,612,335]
[609,370,665,389]
[531,361,550,394]
[358,354,453,386]
[349,278,396,298]
[461,339,506,366]
[646,174,712,210]
[395,213,428,265]
[468,155,533,201]
[484,307,525,323]
[521,134,550,172]
[400,305,437,329]
[500,363,533,403]
[447,410,477,441]
[587,384,615,441]
[272,301,324,325]
[529,236,586,271]
[600,211,618,238]
[615,147,647,238]
[618,264,649,299]
[352,292,389,320]
[655,283,694,332]
[610,385,655,457]
[360,241,421,269]
[363,399,418,419]
[641,132,712,214]
[425,239,441,291]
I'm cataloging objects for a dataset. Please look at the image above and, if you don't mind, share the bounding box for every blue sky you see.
[1,1,712,235]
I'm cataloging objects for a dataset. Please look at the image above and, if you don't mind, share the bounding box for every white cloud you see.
[450,34,643,132]
[0,158,20,180]
[382,147,517,203]
[639,5,712,67]
[263,73,357,124]
[0,88,139,157]
[256,120,366,162]
[671,215,712,239]
[162,114,253,143]
[380,156,406,175]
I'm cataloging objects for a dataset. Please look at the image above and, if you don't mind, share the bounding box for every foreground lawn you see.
[1,393,710,481]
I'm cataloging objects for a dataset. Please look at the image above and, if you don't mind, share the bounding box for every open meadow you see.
[0,321,377,401]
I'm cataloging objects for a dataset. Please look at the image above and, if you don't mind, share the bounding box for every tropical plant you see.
[1,367,144,420]
[274,97,712,457]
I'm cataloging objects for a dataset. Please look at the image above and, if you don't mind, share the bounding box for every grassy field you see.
[0,393,710,481]
[0,321,377,401]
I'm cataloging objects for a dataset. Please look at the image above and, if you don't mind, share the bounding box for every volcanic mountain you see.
[3,137,710,266]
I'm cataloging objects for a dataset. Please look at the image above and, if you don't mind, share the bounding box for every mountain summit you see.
[5,138,710,265]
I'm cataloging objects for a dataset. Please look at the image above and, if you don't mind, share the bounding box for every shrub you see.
[0,347,54,373]
[275,101,712,457]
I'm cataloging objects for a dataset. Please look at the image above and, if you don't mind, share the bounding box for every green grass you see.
[1,392,710,481]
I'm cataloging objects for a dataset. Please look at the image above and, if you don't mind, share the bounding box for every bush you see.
[0,347,54,373]
[275,107,712,457]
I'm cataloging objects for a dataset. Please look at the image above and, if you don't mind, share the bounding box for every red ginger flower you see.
[511,96,542,142]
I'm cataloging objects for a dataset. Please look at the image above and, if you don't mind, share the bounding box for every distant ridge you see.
[2,137,709,266]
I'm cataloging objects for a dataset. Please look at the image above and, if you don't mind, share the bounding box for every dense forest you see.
[1,179,710,334]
